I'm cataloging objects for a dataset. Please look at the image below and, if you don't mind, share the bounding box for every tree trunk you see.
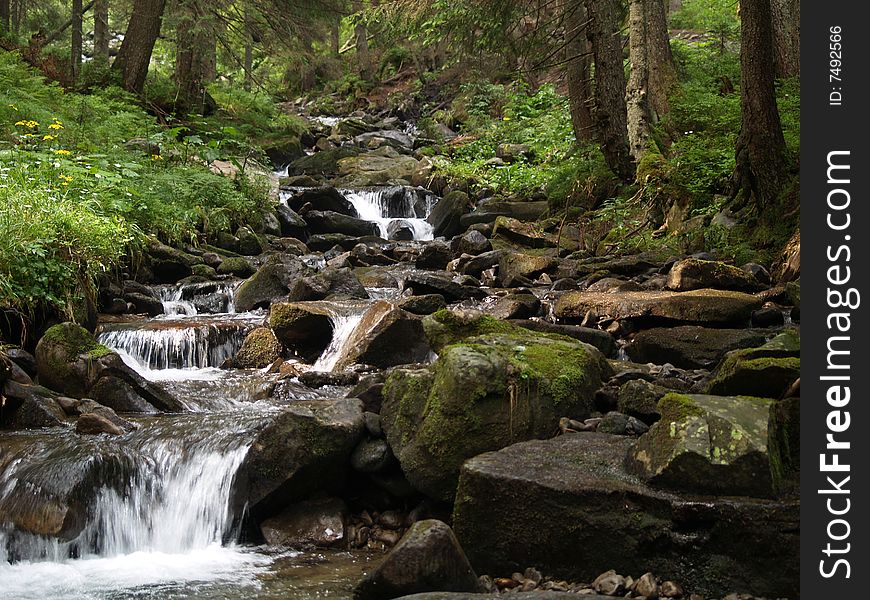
[770,0,800,77]
[565,0,594,143]
[72,0,83,83]
[1,0,10,33]
[175,0,216,115]
[93,0,109,66]
[626,0,652,161]
[584,0,634,180]
[113,0,167,94]
[667,0,682,16]
[11,0,22,33]
[732,0,789,208]
[646,0,677,116]
[331,19,340,57]
[353,0,371,81]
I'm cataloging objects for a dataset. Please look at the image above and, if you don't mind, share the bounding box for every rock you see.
[403,272,483,303]
[427,191,470,238]
[287,187,359,217]
[234,398,365,517]
[75,412,124,436]
[660,581,683,597]
[234,256,311,312]
[381,331,611,501]
[667,259,764,293]
[235,327,282,369]
[237,226,264,256]
[305,210,381,238]
[6,347,38,378]
[496,143,533,163]
[554,289,764,326]
[498,253,558,287]
[287,147,361,177]
[124,292,165,316]
[216,257,256,278]
[147,241,198,283]
[392,595,611,600]
[351,437,393,473]
[592,570,626,595]
[336,147,423,187]
[486,293,541,320]
[269,302,335,361]
[398,294,447,315]
[76,398,136,432]
[507,320,615,357]
[627,326,768,370]
[416,242,453,270]
[460,250,503,278]
[260,497,347,548]
[452,434,798,600]
[627,393,789,497]
[363,411,383,437]
[263,138,305,167]
[387,220,415,241]
[190,264,217,279]
[288,267,369,301]
[617,379,669,424]
[355,130,415,150]
[298,370,360,388]
[460,199,549,229]
[0,380,67,428]
[452,230,492,256]
[348,375,386,414]
[353,520,481,600]
[596,411,631,435]
[751,306,786,328]
[706,352,800,398]
[634,572,659,597]
[276,204,310,240]
[336,117,379,136]
[772,230,800,283]
[493,217,574,250]
[214,231,240,253]
[34,323,115,397]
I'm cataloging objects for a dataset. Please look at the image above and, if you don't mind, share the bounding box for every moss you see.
[707,355,800,397]
[658,393,706,421]
[42,323,103,357]
[87,345,114,360]
[217,256,255,277]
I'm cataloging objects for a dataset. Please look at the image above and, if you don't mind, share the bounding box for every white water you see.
[157,282,238,317]
[313,312,365,372]
[342,188,435,241]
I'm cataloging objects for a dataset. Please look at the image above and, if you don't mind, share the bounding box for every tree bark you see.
[331,18,340,57]
[175,0,216,115]
[770,0,800,77]
[353,0,371,81]
[93,0,109,66]
[113,0,167,94]
[584,0,634,180]
[244,7,254,91]
[732,0,789,208]
[646,0,677,116]
[626,0,652,161]
[564,0,594,143]
[1,0,10,33]
[72,0,83,83]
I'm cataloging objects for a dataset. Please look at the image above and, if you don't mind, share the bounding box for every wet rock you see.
[751,306,786,328]
[667,259,763,293]
[305,210,381,238]
[34,323,115,397]
[486,293,541,320]
[288,267,370,301]
[6,347,38,378]
[427,191,471,238]
[353,520,481,600]
[554,289,763,326]
[351,437,393,473]
[287,147,361,177]
[706,329,800,398]
[234,256,311,312]
[332,301,431,371]
[124,292,165,317]
[299,371,360,388]
[627,393,787,497]
[237,226,264,256]
[617,379,669,424]
[0,380,66,428]
[234,398,365,517]
[416,242,453,270]
[460,250,503,278]
[404,272,484,303]
[75,412,124,436]
[452,230,492,256]
[498,253,558,287]
[269,302,334,361]
[76,398,136,432]
[382,331,611,501]
[387,220,415,241]
[275,204,310,240]
[452,434,798,600]
[460,199,549,229]
[507,320,615,357]
[348,374,386,414]
[596,412,631,435]
[147,241,198,283]
[235,327,282,369]
[626,326,767,370]
[190,264,217,280]
[398,294,448,316]
[260,497,348,548]
[336,147,423,187]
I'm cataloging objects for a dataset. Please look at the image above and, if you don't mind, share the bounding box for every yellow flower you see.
[59,174,73,183]
[49,123,64,130]
[151,154,163,161]
[54,149,72,156]
[43,134,56,141]
[502,116,511,121]
[14,120,39,128]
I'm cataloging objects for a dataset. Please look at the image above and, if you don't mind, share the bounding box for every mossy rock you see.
[34,323,113,397]
[422,309,517,352]
[667,258,763,293]
[234,256,310,312]
[626,393,784,497]
[381,332,612,502]
[706,331,800,398]
[234,327,282,369]
[217,257,255,278]
[191,263,217,279]
[617,379,670,424]
[268,302,333,361]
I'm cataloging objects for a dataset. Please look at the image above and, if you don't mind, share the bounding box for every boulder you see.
[387,220,415,241]
[287,147,361,177]
[0,380,66,428]
[269,302,335,361]
[706,330,800,398]
[351,437,393,473]
[415,242,453,270]
[459,250,503,278]
[393,595,609,600]
[554,289,764,326]
[124,292,165,317]
[355,130,415,151]
[216,257,256,278]
[234,327,282,369]
[626,326,768,369]
[486,293,541,320]
[336,147,422,187]
[459,200,549,229]
[6,347,38,378]
[498,253,558,287]
[452,434,798,600]
[667,259,764,293]
[234,255,311,312]
[76,398,136,432]
[617,379,670,424]
[234,398,365,517]
[381,331,611,501]
[427,191,470,239]
[353,520,481,600]
[305,210,380,237]
[492,217,576,251]
[288,267,369,301]
[146,241,198,283]
[452,230,492,256]
[626,393,787,497]
[260,497,348,548]
[331,301,431,371]
[75,412,124,436]
[403,272,483,303]
[263,138,305,167]
[507,320,615,357]
[397,294,447,316]
[288,187,359,217]
[34,323,117,398]
[236,226,264,256]
[275,204,310,240]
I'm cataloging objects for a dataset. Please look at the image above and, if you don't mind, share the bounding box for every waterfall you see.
[341,188,436,241]
[157,282,239,317]
[313,312,365,372]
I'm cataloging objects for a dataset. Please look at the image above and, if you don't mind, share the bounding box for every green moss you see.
[87,345,114,360]
[658,393,706,421]
[42,323,103,357]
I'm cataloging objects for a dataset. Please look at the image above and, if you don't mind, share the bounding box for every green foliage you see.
[669,0,740,46]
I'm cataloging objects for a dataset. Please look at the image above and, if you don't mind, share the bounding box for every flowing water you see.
[341,188,436,241]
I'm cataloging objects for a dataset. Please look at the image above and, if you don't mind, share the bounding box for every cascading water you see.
[157,281,239,317]
[342,188,436,241]
[313,312,366,372]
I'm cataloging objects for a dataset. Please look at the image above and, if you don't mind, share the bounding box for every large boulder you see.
[452,434,798,600]
[497,253,558,287]
[234,398,365,518]
[288,267,369,301]
[260,497,348,549]
[336,147,423,187]
[626,393,790,497]
[626,326,768,369]
[234,255,312,312]
[427,191,471,239]
[287,147,361,177]
[381,331,611,501]
[332,301,431,371]
[554,289,764,326]
[269,302,335,361]
[667,258,764,293]
[508,320,615,357]
[0,380,66,428]
[353,520,481,600]
[286,187,358,217]
[459,199,549,229]
[305,210,380,238]
[234,327,282,369]
[706,329,800,397]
